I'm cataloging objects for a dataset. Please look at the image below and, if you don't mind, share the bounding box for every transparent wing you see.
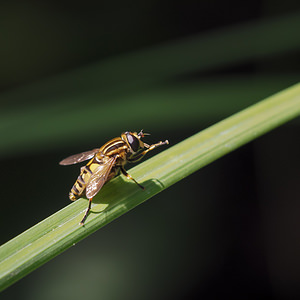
[59,149,100,165]
[85,156,117,199]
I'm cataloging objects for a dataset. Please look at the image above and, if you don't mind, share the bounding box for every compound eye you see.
[126,133,140,153]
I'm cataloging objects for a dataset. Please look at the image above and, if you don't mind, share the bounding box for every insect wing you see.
[85,156,117,199]
[59,149,100,165]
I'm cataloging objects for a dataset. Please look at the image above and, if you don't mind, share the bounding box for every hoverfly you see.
[60,130,169,225]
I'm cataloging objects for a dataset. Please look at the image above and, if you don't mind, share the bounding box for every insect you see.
[60,130,169,225]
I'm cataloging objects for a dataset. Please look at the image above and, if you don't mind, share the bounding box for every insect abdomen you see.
[69,160,103,201]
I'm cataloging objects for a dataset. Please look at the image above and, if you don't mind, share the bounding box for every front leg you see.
[127,140,169,163]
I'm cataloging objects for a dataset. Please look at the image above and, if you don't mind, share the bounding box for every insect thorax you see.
[101,137,128,156]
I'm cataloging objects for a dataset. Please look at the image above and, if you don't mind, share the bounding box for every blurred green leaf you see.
[1,75,299,157]
[1,12,300,157]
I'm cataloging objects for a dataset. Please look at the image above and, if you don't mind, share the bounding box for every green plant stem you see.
[0,82,300,291]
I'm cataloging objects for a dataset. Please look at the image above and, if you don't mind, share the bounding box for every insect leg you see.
[80,198,93,225]
[145,139,169,151]
[128,140,169,163]
[120,167,144,190]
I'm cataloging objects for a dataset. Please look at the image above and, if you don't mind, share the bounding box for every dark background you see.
[1,1,300,299]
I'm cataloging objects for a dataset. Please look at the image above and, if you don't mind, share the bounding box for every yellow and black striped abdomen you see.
[69,158,104,201]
